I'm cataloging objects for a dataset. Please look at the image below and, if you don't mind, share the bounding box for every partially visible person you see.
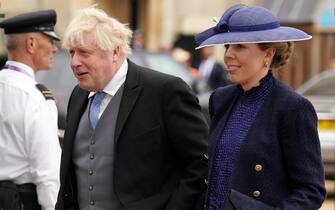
[195,4,326,210]
[56,7,208,210]
[172,47,201,80]
[198,47,229,90]
[131,29,145,51]
[0,10,61,210]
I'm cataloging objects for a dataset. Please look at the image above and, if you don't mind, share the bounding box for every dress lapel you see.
[209,90,239,163]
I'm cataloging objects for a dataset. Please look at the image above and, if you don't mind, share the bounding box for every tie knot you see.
[89,91,106,129]
[95,91,106,100]
[91,91,106,108]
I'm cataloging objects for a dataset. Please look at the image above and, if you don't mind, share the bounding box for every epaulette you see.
[35,83,55,100]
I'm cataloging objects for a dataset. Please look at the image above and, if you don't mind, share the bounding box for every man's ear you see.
[25,35,35,54]
[112,46,121,62]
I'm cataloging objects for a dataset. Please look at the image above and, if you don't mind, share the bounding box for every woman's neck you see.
[241,68,269,91]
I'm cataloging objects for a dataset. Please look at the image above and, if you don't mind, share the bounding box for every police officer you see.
[0,10,61,210]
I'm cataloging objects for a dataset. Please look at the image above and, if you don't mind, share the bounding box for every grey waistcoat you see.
[73,85,124,210]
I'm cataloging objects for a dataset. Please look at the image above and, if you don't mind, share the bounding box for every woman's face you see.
[224,43,273,90]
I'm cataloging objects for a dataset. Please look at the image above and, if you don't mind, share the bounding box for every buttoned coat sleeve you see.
[275,95,326,209]
[161,76,209,210]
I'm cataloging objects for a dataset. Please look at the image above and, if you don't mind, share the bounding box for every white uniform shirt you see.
[0,61,61,210]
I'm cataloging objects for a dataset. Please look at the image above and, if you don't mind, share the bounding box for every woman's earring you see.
[264,61,268,68]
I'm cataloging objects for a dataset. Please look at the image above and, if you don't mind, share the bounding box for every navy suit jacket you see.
[207,77,326,210]
[56,60,209,210]
[208,63,230,90]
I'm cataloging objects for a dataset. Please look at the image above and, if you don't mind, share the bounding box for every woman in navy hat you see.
[196,4,326,210]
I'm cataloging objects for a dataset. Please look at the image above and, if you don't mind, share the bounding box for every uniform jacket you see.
[56,60,209,210]
[207,77,326,210]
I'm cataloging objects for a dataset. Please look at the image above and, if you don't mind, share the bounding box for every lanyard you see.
[4,65,34,79]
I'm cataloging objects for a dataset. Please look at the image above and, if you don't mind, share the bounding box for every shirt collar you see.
[237,70,273,96]
[5,60,36,80]
[88,59,128,98]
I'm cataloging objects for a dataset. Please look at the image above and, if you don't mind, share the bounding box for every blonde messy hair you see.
[63,7,132,56]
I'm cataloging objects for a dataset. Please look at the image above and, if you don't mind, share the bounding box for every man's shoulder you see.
[0,71,41,98]
[131,61,176,79]
[128,60,181,86]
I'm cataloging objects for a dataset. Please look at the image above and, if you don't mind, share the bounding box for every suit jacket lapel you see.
[61,87,89,181]
[64,88,89,147]
[114,60,142,143]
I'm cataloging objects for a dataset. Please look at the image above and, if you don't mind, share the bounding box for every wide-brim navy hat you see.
[195,4,311,49]
[0,9,60,41]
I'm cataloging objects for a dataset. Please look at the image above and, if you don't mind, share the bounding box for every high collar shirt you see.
[0,61,61,210]
[88,59,128,119]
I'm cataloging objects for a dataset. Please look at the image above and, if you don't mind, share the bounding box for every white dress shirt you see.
[0,61,61,210]
[88,59,128,118]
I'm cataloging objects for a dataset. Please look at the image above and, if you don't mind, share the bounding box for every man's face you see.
[34,34,58,70]
[69,32,117,91]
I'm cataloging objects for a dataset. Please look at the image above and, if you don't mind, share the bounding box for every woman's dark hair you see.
[258,42,294,69]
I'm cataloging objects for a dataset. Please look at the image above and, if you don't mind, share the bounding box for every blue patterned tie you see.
[89,91,106,129]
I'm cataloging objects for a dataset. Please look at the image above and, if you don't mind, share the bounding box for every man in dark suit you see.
[198,47,230,90]
[56,7,208,210]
